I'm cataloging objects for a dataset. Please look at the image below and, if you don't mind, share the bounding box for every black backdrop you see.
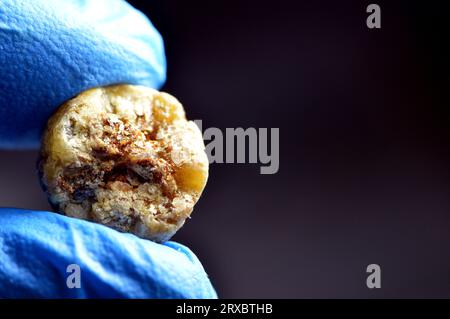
[1,0,449,298]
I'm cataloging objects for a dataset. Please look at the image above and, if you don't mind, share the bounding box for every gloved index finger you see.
[0,0,166,149]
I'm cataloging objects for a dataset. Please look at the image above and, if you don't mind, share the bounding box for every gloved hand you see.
[0,0,217,298]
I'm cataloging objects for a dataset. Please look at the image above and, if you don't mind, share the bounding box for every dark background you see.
[1,0,449,297]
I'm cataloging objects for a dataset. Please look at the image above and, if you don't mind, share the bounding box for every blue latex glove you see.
[0,208,216,298]
[0,0,217,298]
[0,0,165,148]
